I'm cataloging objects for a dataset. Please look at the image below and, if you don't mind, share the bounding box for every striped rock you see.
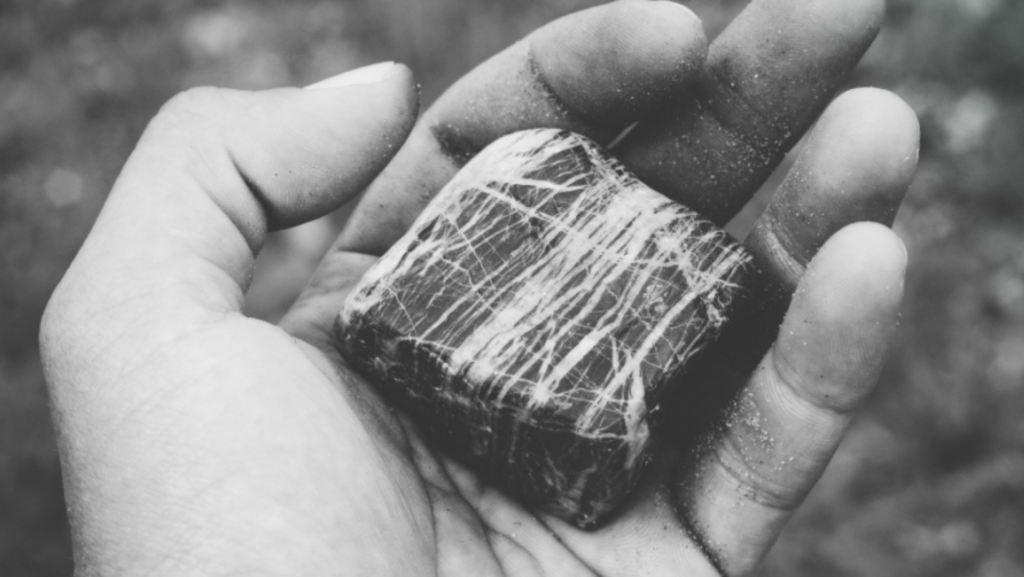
[335,129,754,527]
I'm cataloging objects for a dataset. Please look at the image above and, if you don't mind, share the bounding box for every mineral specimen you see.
[335,129,754,527]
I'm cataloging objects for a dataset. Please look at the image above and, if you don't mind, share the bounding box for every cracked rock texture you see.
[336,129,754,527]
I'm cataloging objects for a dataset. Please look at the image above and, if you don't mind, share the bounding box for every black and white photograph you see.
[2,0,1022,575]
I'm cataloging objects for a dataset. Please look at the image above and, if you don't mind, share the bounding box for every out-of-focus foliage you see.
[767,1,1024,575]
[1,0,1022,575]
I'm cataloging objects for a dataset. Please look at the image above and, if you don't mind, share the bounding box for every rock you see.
[335,129,754,527]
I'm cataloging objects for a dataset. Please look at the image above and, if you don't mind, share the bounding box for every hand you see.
[41,2,919,577]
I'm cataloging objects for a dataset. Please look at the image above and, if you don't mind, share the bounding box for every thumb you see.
[48,63,417,328]
[39,64,421,575]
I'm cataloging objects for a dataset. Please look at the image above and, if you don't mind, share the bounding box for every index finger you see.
[333,1,709,256]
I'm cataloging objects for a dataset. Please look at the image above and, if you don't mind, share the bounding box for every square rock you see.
[336,129,753,527]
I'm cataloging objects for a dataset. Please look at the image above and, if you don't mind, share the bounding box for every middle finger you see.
[618,0,887,224]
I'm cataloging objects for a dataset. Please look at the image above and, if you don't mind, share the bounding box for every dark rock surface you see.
[336,129,754,527]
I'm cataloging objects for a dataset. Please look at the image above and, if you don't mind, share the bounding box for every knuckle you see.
[143,87,241,185]
[160,86,226,119]
[39,277,76,371]
[149,86,235,139]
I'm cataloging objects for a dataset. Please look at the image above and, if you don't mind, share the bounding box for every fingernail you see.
[305,62,397,90]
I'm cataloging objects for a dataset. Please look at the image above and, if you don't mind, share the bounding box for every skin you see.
[40,1,920,576]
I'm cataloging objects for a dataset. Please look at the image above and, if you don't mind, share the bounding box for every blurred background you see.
[2,0,1023,574]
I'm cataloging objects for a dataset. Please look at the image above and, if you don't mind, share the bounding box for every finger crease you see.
[524,45,620,132]
[431,121,482,167]
[714,439,803,511]
[224,149,271,253]
[757,218,809,287]
[703,66,793,159]
[769,346,859,417]
[675,511,729,577]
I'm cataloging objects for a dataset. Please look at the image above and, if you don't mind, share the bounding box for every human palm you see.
[42,2,918,576]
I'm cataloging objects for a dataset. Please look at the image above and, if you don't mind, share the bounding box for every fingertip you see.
[533,0,708,126]
[386,63,422,130]
[364,64,421,158]
[776,0,885,60]
[816,88,920,195]
[187,66,422,234]
[850,0,887,38]
[813,0,885,44]
[624,1,708,74]
[825,220,906,268]
[705,0,886,143]
[798,222,906,331]
[745,88,918,285]
[304,62,420,139]
[761,221,905,421]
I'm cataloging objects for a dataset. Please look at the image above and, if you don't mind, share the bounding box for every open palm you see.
[42,2,918,576]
